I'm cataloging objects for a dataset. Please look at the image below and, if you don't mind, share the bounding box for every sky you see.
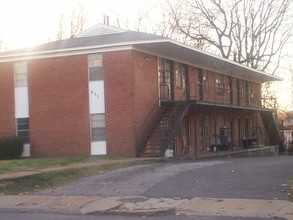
[0,0,292,109]
[0,0,160,49]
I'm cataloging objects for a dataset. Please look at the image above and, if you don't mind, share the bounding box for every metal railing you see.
[159,81,270,110]
[137,85,169,155]
[159,92,190,155]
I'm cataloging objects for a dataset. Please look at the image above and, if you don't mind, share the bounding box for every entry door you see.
[199,115,205,151]
[245,81,250,106]
[236,79,241,105]
[165,60,173,101]
[182,64,189,100]
[182,117,190,147]
[228,77,233,104]
[198,69,203,100]
[237,118,241,146]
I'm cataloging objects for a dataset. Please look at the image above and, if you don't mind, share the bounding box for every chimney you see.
[103,15,109,25]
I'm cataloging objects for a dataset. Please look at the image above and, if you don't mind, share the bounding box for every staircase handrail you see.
[137,84,169,154]
[159,88,190,155]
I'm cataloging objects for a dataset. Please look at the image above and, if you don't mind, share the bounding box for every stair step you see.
[140,102,190,157]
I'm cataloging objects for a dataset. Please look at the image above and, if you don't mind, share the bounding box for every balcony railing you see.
[159,81,274,110]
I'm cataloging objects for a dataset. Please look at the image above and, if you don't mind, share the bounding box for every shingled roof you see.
[0,24,281,83]
[0,30,166,56]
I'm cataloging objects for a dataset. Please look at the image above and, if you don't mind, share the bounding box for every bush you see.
[0,136,24,160]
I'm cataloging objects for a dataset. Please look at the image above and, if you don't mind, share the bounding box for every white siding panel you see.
[15,87,29,118]
[91,141,106,155]
[89,81,105,114]
[21,143,31,157]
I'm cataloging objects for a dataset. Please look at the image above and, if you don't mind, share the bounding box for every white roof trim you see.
[169,39,281,81]
[0,37,281,82]
[0,40,168,62]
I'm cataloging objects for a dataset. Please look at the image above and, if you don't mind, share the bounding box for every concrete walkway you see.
[0,195,292,219]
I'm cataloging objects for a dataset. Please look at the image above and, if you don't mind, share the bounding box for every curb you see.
[80,196,187,216]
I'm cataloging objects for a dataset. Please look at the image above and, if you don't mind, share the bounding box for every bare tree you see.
[166,0,293,74]
[69,2,87,38]
[56,14,65,41]
[50,1,88,41]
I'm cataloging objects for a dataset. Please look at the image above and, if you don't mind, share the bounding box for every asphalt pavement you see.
[0,151,292,219]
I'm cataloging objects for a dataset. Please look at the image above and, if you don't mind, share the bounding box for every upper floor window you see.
[88,54,103,81]
[203,70,209,93]
[175,63,182,87]
[158,58,172,85]
[215,74,225,95]
[13,62,27,87]
[175,63,187,88]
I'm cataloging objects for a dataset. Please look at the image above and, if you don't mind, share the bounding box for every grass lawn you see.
[0,156,158,195]
[0,155,121,174]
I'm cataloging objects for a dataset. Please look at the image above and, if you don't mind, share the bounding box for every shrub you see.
[0,136,24,160]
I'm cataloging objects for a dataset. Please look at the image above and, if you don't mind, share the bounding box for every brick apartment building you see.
[0,24,283,158]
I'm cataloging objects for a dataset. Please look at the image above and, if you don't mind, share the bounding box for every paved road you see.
[38,155,292,201]
[3,155,291,219]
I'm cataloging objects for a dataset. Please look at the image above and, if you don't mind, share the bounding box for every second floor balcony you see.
[159,81,274,111]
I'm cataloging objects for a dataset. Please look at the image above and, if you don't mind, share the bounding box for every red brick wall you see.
[104,50,136,157]
[133,51,159,154]
[104,50,160,157]
[250,82,262,108]
[0,62,15,136]
[28,55,90,157]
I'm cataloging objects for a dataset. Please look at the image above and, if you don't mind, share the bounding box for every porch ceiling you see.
[134,41,282,84]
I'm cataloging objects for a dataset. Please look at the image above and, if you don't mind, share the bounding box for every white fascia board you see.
[168,39,282,81]
[0,39,168,63]
[0,45,134,62]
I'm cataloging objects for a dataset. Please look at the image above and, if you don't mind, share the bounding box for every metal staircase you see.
[140,101,190,157]
[259,111,285,151]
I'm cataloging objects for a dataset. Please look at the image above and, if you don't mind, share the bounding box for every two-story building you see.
[0,24,283,158]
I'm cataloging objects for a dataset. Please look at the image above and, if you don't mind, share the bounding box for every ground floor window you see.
[16,118,29,143]
[91,114,106,141]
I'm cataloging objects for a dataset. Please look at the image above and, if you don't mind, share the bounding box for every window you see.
[216,74,225,95]
[175,63,182,87]
[91,114,106,141]
[159,58,171,85]
[203,70,209,93]
[241,80,245,97]
[16,118,29,143]
[158,58,165,85]
[88,54,103,81]
[14,62,27,87]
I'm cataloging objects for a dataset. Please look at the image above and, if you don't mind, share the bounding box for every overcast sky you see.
[0,0,160,49]
[0,0,292,108]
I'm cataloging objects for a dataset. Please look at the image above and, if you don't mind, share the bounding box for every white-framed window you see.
[16,118,29,143]
[14,62,28,87]
[89,54,103,81]
[216,74,225,95]
[91,114,106,141]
